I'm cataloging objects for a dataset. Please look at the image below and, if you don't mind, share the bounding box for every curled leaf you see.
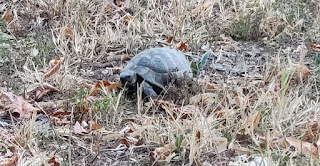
[65,27,74,41]
[88,80,120,96]
[150,144,174,161]
[73,121,88,134]
[0,88,15,108]
[292,64,310,78]
[5,96,39,119]
[42,57,64,81]
[2,10,13,23]
[285,137,318,158]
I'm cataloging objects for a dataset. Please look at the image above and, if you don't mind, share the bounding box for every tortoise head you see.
[120,70,137,86]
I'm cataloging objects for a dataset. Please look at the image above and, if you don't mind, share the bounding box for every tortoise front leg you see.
[141,81,157,99]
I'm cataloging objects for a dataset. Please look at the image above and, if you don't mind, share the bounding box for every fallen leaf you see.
[88,80,111,96]
[108,82,121,92]
[312,44,320,52]
[88,80,120,96]
[34,84,59,101]
[103,67,123,75]
[50,108,71,126]
[120,136,143,147]
[0,128,15,142]
[246,111,261,132]
[73,121,88,134]
[212,137,228,153]
[166,36,174,43]
[104,5,114,13]
[48,157,60,166]
[0,155,19,166]
[37,100,66,110]
[2,10,13,23]
[285,137,318,158]
[177,41,191,52]
[42,57,64,81]
[0,88,15,108]
[65,27,74,41]
[4,96,39,118]
[122,15,136,28]
[150,144,174,161]
[292,64,310,78]
[88,120,102,130]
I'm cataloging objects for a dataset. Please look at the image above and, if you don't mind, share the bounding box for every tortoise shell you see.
[120,47,192,93]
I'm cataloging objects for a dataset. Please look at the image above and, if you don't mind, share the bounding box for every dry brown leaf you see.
[50,108,71,126]
[192,0,212,14]
[122,15,135,28]
[73,121,88,134]
[212,137,228,153]
[42,57,64,81]
[48,156,60,166]
[108,82,121,92]
[312,44,320,52]
[2,10,13,23]
[150,144,174,161]
[177,41,191,52]
[37,100,66,110]
[285,137,319,158]
[104,5,114,13]
[119,122,144,147]
[88,80,120,96]
[166,36,174,43]
[0,128,15,143]
[292,64,310,78]
[0,89,15,108]
[34,85,59,101]
[205,83,215,91]
[88,120,102,130]
[120,136,143,147]
[64,27,74,41]
[104,67,123,74]
[153,99,178,109]
[0,155,19,166]
[247,111,261,132]
[5,96,39,118]
[88,80,111,96]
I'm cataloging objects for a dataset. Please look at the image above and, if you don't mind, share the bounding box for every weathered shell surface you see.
[121,47,192,89]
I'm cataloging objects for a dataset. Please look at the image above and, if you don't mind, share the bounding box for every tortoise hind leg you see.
[141,81,157,99]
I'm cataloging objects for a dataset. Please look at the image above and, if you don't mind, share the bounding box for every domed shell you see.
[121,47,192,89]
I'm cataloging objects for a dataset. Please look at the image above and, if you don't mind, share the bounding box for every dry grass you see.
[1,0,320,165]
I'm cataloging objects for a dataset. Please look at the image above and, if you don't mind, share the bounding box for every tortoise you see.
[120,47,193,98]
